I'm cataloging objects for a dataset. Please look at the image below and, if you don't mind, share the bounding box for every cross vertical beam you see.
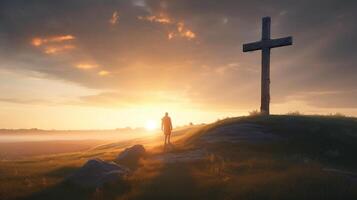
[243,17,293,115]
[261,17,271,115]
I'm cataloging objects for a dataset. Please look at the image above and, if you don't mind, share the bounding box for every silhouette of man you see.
[161,112,172,145]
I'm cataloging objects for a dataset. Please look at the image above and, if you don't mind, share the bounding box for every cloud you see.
[0,97,53,105]
[31,38,43,47]
[75,63,98,70]
[138,14,196,40]
[296,90,357,109]
[173,22,196,40]
[168,32,175,39]
[132,0,148,9]
[31,35,75,46]
[44,45,75,55]
[76,90,189,108]
[138,14,172,24]
[222,17,229,24]
[109,11,119,25]
[98,70,110,76]
[31,35,76,55]
[180,28,196,40]
[214,63,239,75]
[167,26,196,40]
[1,0,357,113]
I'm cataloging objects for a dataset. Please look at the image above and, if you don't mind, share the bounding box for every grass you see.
[0,142,127,200]
[121,142,357,200]
[1,115,357,200]
[202,115,357,168]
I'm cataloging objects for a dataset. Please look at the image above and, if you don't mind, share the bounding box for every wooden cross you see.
[243,17,293,115]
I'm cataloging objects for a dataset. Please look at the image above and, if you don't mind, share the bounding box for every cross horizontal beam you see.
[268,37,293,49]
[243,36,292,52]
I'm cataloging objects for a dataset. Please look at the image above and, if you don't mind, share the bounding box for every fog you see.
[0,129,158,159]
[0,130,154,142]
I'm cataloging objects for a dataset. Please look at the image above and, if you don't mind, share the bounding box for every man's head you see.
[165,112,168,116]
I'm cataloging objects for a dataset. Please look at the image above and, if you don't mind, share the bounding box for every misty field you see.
[1,115,357,200]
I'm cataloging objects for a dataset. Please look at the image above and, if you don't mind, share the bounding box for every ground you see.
[1,115,357,200]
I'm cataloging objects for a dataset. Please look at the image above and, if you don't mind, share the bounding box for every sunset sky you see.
[0,0,356,129]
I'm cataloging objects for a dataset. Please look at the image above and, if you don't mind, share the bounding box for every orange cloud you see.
[31,38,43,46]
[31,35,75,47]
[182,30,196,40]
[98,70,110,76]
[49,35,75,42]
[138,14,196,40]
[168,32,175,40]
[176,22,196,40]
[44,45,75,55]
[177,22,184,32]
[138,14,172,24]
[75,63,98,70]
[109,11,119,25]
[31,34,76,54]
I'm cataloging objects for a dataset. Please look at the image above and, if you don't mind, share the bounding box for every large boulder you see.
[66,159,130,188]
[116,145,146,168]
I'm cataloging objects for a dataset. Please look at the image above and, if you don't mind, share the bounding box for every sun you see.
[145,120,158,131]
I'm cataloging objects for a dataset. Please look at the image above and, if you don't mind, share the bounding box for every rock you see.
[116,145,146,165]
[66,159,130,188]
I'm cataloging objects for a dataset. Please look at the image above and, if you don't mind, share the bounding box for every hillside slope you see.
[2,115,357,200]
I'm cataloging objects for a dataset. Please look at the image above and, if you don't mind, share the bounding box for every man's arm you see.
[169,118,173,130]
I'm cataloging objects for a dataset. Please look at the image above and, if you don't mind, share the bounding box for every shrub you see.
[249,110,261,116]
[286,111,301,116]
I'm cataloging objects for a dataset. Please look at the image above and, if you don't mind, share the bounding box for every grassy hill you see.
[1,115,357,200]
[187,115,357,168]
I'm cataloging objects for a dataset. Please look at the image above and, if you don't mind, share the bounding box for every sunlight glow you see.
[145,120,158,131]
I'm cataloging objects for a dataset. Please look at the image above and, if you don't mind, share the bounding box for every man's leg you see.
[168,134,171,144]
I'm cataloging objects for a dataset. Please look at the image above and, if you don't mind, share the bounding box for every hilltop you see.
[1,115,357,200]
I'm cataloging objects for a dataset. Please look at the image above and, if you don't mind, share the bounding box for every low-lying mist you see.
[0,129,159,160]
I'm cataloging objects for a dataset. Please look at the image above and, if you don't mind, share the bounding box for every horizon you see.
[1,0,357,129]
[0,112,354,131]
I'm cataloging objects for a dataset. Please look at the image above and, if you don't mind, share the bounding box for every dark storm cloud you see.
[0,0,356,109]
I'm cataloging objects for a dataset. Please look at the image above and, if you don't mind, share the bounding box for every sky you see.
[0,0,356,129]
